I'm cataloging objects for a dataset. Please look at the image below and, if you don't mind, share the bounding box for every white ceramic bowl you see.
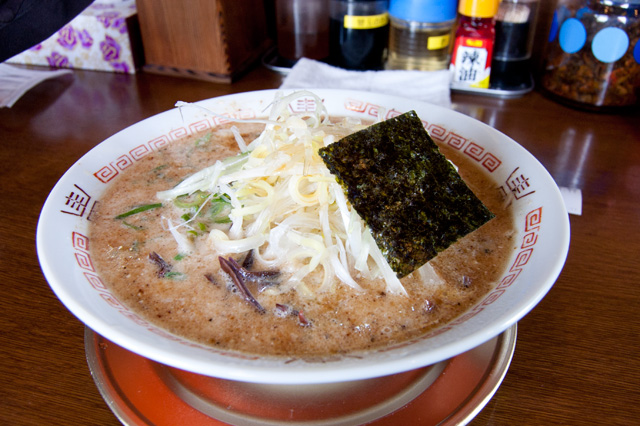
[37,89,570,384]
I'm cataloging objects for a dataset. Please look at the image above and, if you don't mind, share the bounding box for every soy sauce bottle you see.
[329,0,390,70]
[490,0,540,90]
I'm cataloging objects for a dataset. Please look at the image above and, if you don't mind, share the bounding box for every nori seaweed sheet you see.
[318,110,495,278]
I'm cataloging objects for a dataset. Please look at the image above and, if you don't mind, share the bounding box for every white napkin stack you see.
[280,58,453,109]
[0,63,72,108]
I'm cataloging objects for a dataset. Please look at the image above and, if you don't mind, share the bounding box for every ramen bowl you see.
[37,89,569,385]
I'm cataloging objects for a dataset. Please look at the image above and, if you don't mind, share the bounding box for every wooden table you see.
[1,65,638,425]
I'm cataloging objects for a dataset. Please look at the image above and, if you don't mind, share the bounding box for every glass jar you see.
[276,0,330,63]
[541,0,640,111]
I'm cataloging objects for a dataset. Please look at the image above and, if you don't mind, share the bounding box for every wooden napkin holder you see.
[135,0,272,82]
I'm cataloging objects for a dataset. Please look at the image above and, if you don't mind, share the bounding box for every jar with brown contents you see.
[541,0,640,111]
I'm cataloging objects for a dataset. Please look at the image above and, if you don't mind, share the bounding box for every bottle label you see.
[343,13,389,30]
[450,36,494,88]
[427,34,451,50]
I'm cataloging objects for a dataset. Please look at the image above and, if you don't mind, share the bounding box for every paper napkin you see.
[0,63,72,108]
[280,58,453,109]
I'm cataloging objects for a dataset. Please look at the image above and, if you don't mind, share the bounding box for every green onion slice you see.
[174,190,210,209]
[209,197,231,223]
[122,221,143,230]
[115,203,162,219]
[164,271,186,280]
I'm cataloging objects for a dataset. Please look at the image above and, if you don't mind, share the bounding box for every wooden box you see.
[135,0,272,82]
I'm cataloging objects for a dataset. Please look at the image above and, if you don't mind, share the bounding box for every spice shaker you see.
[541,0,640,110]
[489,0,540,90]
[386,0,458,71]
[450,0,501,89]
[329,0,390,70]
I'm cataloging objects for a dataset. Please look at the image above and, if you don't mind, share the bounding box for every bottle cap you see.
[389,0,457,23]
[458,0,500,18]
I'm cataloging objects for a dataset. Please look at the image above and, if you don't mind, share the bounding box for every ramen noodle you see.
[89,93,516,357]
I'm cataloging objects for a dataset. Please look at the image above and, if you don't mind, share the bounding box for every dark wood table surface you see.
[1,64,638,426]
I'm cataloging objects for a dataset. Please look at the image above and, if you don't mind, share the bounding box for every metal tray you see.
[85,325,517,425]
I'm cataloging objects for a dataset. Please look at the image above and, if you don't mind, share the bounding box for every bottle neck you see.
[456,14,495,38]
[459,15,495,27]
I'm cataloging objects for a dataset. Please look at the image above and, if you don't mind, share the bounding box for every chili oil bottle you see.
[450,0,500,89]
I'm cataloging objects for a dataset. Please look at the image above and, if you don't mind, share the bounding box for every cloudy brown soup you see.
[89,121,515,357]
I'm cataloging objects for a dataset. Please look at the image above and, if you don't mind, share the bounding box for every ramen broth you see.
[89,122,515,357]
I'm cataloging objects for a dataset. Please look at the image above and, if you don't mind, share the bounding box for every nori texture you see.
[318,110,495,278]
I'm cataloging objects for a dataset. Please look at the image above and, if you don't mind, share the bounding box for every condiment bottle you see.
[541,0,640,111]
[490,0,540,90]
[386,0,458,71]
[276,0,330,64]
[329,0,390,70]
[450,0,500,89]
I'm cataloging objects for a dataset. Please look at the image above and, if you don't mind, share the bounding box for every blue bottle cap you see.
[389,0,458,23]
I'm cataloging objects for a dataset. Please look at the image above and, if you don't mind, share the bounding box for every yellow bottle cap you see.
[458,0,500,18]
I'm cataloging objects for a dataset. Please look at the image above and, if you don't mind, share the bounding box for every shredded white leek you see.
[163,217,194,255]
[159,91,409,296]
